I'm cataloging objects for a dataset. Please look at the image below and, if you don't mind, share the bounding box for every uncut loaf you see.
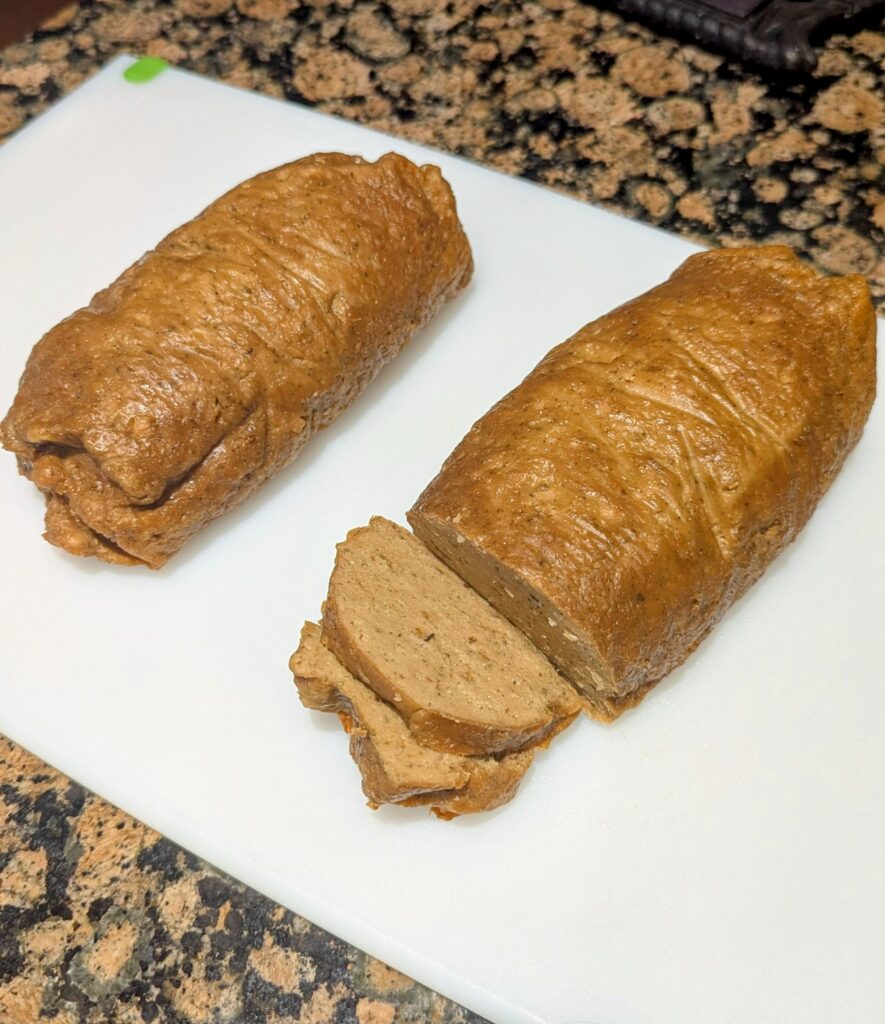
[1,152,472,567]
[409,246,876,720]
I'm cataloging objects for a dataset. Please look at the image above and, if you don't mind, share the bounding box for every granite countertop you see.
[1,2,883,1022]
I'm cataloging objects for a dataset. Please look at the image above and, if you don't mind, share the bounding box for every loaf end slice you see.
[321,517,581,755]
[290,622,533,817]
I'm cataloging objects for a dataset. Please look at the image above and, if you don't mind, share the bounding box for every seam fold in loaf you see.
[1,152,473,567]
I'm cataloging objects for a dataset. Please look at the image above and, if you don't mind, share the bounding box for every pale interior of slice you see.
[290,622,534,814]
[292,622,471,797]
[324,517,581,734]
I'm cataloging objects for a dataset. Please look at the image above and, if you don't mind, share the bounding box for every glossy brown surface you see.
[2,3,882,1020]
[321,517,581,756]
[1,151,472,567]
[411,246,877,716]
[291,622,534,818]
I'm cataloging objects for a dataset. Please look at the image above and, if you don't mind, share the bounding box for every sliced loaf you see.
[291,622,533,817]
[409,246,877,718]
[321,517,581,755]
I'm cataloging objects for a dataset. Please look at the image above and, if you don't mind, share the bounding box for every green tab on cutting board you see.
[123,57,169,84]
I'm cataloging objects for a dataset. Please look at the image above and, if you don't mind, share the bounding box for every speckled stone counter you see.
[0,738,478,1023]
[0,0,883,306]
[1,2,883,1022]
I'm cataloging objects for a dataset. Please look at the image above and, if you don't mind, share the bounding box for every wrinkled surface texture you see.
[1,2,882,1019]
[411,246,877,711]
[1,151,472,566]
[291,622,533,817]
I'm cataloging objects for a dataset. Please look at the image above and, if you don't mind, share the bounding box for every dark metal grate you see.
[609,0,885,70]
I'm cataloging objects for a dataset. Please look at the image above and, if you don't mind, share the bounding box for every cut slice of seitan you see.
[290,622,534,818]
[321,517,581,756]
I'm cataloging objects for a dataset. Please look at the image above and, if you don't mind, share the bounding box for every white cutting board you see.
[1,56,883,1024]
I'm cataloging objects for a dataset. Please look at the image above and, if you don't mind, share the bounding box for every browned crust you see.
[410,246,877,716]
[322,592,575,755]
[43,491,142,566]
[412,752,533,820]
[2,152,472,567]
[290,623,533,817]
[405,705,579,753]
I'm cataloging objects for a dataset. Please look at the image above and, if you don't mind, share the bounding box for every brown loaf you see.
[290,623,534,818]
[409,246,877,719]
[321,516,580,755]
[1,152,472,567]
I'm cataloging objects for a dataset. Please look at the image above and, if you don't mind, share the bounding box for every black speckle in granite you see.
[246,907,278,950]
[242,966,298,1019]
[513,44,538,68]
[440,42,466,66]
[196,875,231,909]
[135,839,185,880]
[228,945,249,975]
[224,907,244,937]
[209,928,235,955]
[0,918,25,984]
[120,977,153,1000]
[293,928,354,991]
[87,896,114,923]
[179,930,202,957]
[333,991,360,1022]
[276,990,304,1017]
[203,960,222,981]
[1,781,27,813]
[192,907,219,930]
